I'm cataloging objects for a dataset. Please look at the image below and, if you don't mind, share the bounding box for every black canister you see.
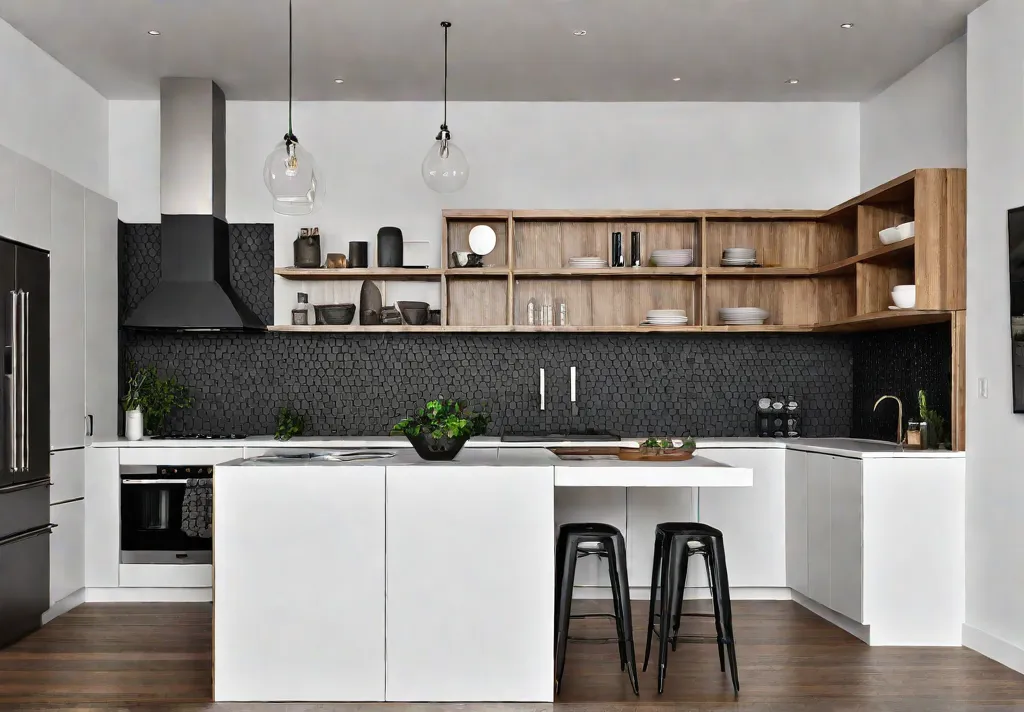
[611,232,624,267]
[377,226,404,267]
[293,231,321,268]
[630,231,642,267]
[348,241,369,268]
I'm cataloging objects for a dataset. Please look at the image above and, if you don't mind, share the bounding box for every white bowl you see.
[879,227,902,245]
[891,285,916,309]
[897,221,916,239]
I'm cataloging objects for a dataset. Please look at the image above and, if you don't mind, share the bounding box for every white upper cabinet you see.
[49,173,86,450]
[84,190,119,442]
[0,144,17,241]
[14,153,51,251]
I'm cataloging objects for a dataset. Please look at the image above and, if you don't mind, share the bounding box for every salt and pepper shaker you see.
[630,231,643,267]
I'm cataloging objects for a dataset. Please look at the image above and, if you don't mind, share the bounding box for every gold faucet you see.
[873,395,904,444]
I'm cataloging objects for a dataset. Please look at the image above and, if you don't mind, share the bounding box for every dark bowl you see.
[400,307,429,325]
[314,303,356,325]
[396,300,429,311]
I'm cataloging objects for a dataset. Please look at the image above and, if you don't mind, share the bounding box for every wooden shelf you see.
[815,309,951,333]
[706,267,812,277]
[275,268,443,280]
[512,268,700,278]
[269,325,444,333]
[702,324,814,333]
[510,325,702,333]
[817,238,916,276]
[443,268,511,277]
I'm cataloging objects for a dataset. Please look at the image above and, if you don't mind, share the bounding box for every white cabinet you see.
[806,452,831,605]
[13,153,51,251]
[84,190,119,442]
[829,456,863,622]
[784,450,809,596]
[50,449,85,505]
[50,173,86,450]
[697,448,786,588]
[84,447,119,588]
[50,498,85,605]
[386,461,554,702]
[0,145,17,244]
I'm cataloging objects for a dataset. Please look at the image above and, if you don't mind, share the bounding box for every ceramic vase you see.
[125,409,144,441]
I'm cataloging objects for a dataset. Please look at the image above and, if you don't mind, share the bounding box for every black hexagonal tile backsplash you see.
[118,222,948,439]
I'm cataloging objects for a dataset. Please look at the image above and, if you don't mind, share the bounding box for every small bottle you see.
[630,231,642,267]
[559,301,568,327]
[292,292,311,326]
[611,232,624,267]
[542,303,553,326]
[527,298,537,326]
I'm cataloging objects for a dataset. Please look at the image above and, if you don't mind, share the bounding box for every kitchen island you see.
[212,448,752,703]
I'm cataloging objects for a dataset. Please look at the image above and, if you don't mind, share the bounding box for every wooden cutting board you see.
[549,447,694,462]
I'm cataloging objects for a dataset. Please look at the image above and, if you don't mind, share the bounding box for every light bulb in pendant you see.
[285,142,299,177]
[422,126,469,194]
[264,134,324,215]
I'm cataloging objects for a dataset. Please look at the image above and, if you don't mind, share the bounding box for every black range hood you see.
[124,78,265,332]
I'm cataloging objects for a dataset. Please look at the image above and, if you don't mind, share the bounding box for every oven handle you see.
[121,478,192,485]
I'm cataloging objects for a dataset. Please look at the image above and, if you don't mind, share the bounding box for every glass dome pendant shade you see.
[264,0,324,215]
[264,132,323,215]
[423,21,469,193]
[422,125,469,194]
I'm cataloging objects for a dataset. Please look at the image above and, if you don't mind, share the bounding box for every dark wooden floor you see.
[0,601,1022,711]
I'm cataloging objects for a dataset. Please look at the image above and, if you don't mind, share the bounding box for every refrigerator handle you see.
[19,291,28,473]
[6,290,17,474]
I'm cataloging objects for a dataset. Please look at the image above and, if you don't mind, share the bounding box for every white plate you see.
[648,309,687,315]
[468,225,497,256]
[647,317,688,322]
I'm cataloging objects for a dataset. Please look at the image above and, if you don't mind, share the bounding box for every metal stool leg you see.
[608,533,639,696]
[643,528,663,672]
[554,536,579,695]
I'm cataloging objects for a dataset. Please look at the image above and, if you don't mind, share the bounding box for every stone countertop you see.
[93,435,964,459]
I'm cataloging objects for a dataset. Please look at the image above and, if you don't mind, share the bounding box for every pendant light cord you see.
[442,21,450,129]
[287,0,295,140]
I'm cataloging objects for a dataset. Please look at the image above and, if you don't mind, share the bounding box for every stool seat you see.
[555,522,638,696]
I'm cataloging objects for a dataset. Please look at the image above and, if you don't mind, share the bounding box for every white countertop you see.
[95,435,964,459]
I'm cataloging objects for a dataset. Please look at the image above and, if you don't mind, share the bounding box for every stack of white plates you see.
[719,307,769,325]
[568,256,609,269]
[651,249,694,267]
[643,309,688,326]
[721,247,757,267]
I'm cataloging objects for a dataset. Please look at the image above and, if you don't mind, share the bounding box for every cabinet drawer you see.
[0,479,50,541]
[119,447,243,467]
[50,499,84,605]
[50,449,85,504]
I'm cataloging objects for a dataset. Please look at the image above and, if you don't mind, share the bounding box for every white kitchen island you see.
[212,448,752,703]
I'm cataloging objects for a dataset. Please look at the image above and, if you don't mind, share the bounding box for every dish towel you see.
[181,478,213,539]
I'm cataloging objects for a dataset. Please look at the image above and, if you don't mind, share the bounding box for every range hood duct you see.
[124,78,265,332]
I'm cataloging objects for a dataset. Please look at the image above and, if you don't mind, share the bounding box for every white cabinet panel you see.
[386,463,554,702]
[829,456,863,622]
[13,154,51,250]
[84,190,119,443]
[214,464,386,702]
[806,453,831,606]
[50,499,85,605]
[120,564,212,588]
[697,448,786,587]
[84,447,119,588]
[50,173,86,449]
[50,448,85,504]
[118,447,243,466]
[785,450,809,596]
[0,144,17,241]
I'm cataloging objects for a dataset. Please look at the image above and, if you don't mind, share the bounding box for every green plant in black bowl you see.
[392,399,490,461]
[275,407,305,442]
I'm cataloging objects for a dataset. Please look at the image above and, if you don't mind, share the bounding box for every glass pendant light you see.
[264,0,324,215]
[422,21,469,193]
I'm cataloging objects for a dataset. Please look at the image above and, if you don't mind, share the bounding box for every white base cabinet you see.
[49,499,85,605]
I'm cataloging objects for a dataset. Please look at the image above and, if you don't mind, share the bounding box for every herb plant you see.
[124,364,193,436]
[275,407,305,441]
[640,436,697,450]
[918,390,948,448]
[392,399,490,441]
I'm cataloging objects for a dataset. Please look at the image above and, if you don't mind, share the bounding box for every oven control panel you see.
[157,466,214,477]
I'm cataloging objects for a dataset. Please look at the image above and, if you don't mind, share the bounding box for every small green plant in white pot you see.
[122,367,150,441]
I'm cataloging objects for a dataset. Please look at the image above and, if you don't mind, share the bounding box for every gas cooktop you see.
[150,434,247,440]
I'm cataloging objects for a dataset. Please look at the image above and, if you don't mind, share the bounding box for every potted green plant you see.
[275,407,305,441]
[122,367,150,441]
[123,364,194,437]
[918,390,948,449]
[392,399,490,461]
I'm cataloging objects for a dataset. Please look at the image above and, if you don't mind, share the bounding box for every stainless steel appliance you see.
[1,237,53,649]
[120,465,213,564]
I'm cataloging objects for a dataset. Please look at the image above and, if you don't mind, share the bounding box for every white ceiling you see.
[0,0,983,102]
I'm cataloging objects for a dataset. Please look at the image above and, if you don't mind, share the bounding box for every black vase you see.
[406,433,469,461]
[348,241,368,268]
[377,226,404,268]
[294,234,321,268]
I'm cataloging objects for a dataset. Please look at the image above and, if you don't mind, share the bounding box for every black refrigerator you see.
[0,236,52,648]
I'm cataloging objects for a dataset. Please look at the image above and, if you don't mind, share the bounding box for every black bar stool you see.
[642,522,739,695]
[554,522,639,696]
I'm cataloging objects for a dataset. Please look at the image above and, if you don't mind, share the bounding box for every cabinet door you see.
[13,154,51,250]
[49,498,85,605]
[83,447,119,588]
[83,191,118,442]
[0,145,16,241]
[386,462,554,702]
[50,448,85,505]
[785,450,809,596]
[806,453,831,606]
[49,174,86,450]
[698,448,786,588]
[829,456,863,622]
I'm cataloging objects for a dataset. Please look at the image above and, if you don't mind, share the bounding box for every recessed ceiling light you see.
[786,78,799,85]
[672,77,681,82]
[147,30,161,36]
[334,78,344,84]
[573,30,587,36]
[840,22,854,29]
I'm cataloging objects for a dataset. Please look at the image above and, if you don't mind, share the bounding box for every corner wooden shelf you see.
[705,267,813,277]
[275,267,443,281]
[512,267,701,278]
[269,325,444,333]
[815,309,952,333]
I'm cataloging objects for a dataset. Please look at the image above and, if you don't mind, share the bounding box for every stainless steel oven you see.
[120,465,212,565]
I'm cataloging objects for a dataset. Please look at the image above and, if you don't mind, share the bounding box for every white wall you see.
[110,100,860,226]
[0,18,108,195]
[860,36,967,190]
[962,0,1024,672]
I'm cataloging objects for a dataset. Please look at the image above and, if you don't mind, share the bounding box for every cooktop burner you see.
[150,434,247,440]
